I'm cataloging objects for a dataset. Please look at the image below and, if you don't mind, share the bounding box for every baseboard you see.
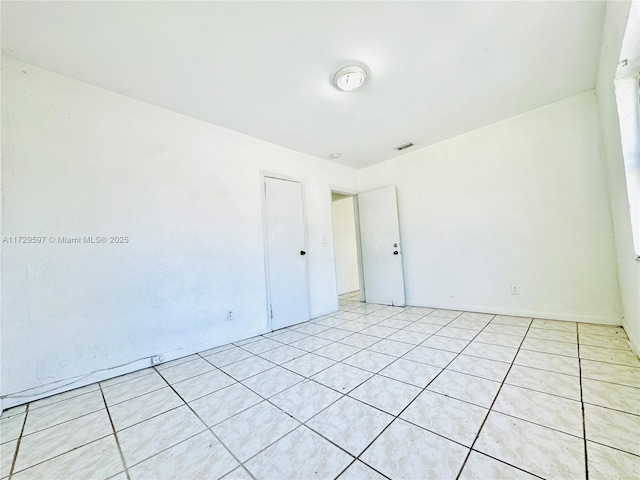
[0,327,267,411]
[407,300,622,326]
[622,318,640,357]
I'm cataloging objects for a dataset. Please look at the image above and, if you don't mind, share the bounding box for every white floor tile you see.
[458,451,538,480]
[349,374,421,415]
[269,380,342,422]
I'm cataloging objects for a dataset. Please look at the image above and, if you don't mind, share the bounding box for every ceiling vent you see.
[395,142,414,151]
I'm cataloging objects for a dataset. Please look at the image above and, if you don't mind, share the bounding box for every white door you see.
[358,185,406,306]
[264,176,310,330]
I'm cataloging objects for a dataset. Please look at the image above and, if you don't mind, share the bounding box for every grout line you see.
[98,383,131,480]
[578,325,590,480]
[7,403,28,479]
[454,317,534,480]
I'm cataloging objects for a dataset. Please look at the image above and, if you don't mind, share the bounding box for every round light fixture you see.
[334,65,367,91]
[330,153,341,159]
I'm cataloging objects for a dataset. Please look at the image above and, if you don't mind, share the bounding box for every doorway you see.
[331,192,363,301]
[331,186,406,308]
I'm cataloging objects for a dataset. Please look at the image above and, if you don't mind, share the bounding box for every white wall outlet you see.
[511,285,520,295]
[151,354,164,366]
[226,310,233,321]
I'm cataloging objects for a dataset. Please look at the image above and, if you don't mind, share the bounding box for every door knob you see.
[393,250,399,255]
[300,250,306,256]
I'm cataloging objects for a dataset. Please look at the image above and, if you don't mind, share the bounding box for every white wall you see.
[359,91,622,324]
[331,194,359,295]
[596,0,640,354]
[1,57,357,408]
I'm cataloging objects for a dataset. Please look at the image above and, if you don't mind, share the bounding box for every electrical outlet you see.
[511,285,519,295]
[151,354,164,366]
[227,310,233,321]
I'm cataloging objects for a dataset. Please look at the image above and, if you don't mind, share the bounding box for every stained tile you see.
[337,460,387,480]
[581,378,640,415]
[579,332,632,351]
[343,350,397,373]
[584,404,640,455]
[14,410,112,472]
[513,349,580,376]
[12,436,123,480]
[446,354,510,382]
[117,405,205,467]
[128,431,238,480]
[281,353,336,377]
[587,440,640,480]
[312,363,372,393]
[108,387,183,431]
[505,365,581,400]
[189,383,261,427]
[367,339,414,357]
[420,335,469,353]
[579,344,640,367]
[212,402,299,461]
[307,396,393,456]
[520,337,579,356]
[245,426,352,480]
[458,451,538,480]
[493,384,583,436]
[400,390,487,446]
[313,342,360,362]
[350,375,421,415]
[402,345,457,368]
[219,356,274,381]
[241,366,303,398]
[427,370,501,408]
[102,371,168,406]
[379,358,441,388]
[171,369,236,402]
[475,411,585,479]
[580,360,640,388]
[578,323,627,338]
[361,419,468,479]
[270,380,342,422]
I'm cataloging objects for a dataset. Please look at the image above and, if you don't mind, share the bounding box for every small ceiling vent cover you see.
[395,142,414,151]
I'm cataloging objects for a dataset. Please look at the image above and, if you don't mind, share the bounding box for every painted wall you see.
[596,0,640,354]
[331,194,359,295]
[359,91,622,324]
[1,57,357,408]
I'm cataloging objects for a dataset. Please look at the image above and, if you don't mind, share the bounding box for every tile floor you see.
[2,291,640,479]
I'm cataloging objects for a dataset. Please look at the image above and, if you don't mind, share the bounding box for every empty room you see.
[1,1,639,479]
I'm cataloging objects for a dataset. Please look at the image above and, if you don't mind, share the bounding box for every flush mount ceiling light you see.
[330,153,341,159]
[334,65,367,91]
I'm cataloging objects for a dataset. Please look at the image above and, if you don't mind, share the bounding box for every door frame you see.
[260,171,311,331]
[329,186,366,304]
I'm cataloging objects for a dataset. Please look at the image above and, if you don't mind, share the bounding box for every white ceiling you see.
[1,1,606,169]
